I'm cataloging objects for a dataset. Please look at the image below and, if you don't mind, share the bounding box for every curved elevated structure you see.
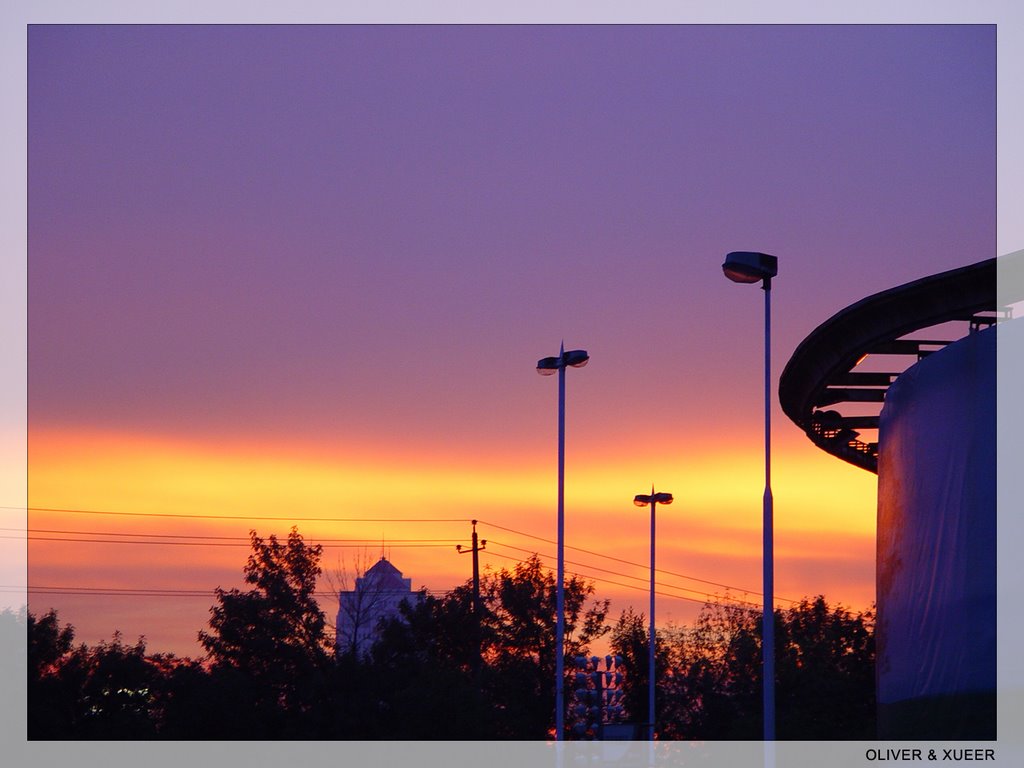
[778,258,1000,472]
[777,255,1023,739]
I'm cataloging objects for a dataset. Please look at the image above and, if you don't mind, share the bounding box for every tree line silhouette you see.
[25,527,875,739]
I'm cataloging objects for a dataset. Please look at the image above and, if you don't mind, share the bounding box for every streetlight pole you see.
[633,488,673,742]
[722,251,778,742]
[537,343,589,741]
[762,268,774,743]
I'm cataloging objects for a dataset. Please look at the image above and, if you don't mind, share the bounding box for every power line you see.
[484,539,759,606]
[16,506,470,524]
[476,518,799,604]
[25,587,218,598]
[6,535,457,549]
[480,548,758,611]
[482,542,764,610]
[0,528,464,548]
[8,585,451,599]
[14,504,797,605]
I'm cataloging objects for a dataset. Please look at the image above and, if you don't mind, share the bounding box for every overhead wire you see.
[15,504,796,605]
[475,518,799,604]
[480,548,760,611]
[7,535,457,549]
[14,506,470,523]
[2,527,465,544]
[484,539,751,604]
[7,584,450,599]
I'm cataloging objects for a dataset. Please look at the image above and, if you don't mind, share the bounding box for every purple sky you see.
[20,23,1001,660]
[28,24,995,454]
[8,8,1024,766]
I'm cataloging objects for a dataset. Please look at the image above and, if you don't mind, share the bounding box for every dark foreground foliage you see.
[26,528,874,739]
[610,596,875,740]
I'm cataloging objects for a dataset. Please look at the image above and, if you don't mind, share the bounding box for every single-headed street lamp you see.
[537,342,589,741]
[721,250,778,742]
[633,488,673,742]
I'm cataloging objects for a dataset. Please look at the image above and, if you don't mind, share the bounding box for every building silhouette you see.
[335,556,417,658]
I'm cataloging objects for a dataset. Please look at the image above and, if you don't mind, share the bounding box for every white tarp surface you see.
[876,325,997,705]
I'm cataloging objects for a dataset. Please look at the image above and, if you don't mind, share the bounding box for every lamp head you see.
[635,491,673,506]
[562,349,590,368]
[536,356,561,375]
[537,349,589,373]
[722,251,778,284]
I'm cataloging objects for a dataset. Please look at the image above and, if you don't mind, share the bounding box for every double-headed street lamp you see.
[537,343,589,741]
[633,488,673,741]
[721,250,778,742]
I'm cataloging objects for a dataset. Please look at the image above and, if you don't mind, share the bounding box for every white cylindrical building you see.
[875,325,997,738]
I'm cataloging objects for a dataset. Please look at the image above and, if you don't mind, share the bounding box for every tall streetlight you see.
[722,250,778,741]
[633,488,673,742]
[537,343,589,741]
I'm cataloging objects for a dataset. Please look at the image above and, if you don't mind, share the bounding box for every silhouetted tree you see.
[24,551,873,740]
[28,608,75,681]
[144,655,220,738]
[482,555,610,739]
[51,632,162,738]
[609,607,670,735]
[774,596,875,739]
[27,608,76,738]
[361,592,483,738]
[661,598,762,739]
[649,595,875,740]
[362,554,610,739]
[198,527,333,736]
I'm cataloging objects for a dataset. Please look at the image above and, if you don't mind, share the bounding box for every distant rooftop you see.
[357,557,412,591]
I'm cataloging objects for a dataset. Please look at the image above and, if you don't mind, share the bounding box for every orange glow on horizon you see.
[26,425,878,656]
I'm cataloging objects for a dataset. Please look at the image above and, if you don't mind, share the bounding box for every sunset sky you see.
[18,23,996,656]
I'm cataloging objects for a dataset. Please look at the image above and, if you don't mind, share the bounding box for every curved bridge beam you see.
[778,258,1001,473]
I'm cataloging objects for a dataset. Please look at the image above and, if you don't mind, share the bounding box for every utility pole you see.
[456,520,487,680]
